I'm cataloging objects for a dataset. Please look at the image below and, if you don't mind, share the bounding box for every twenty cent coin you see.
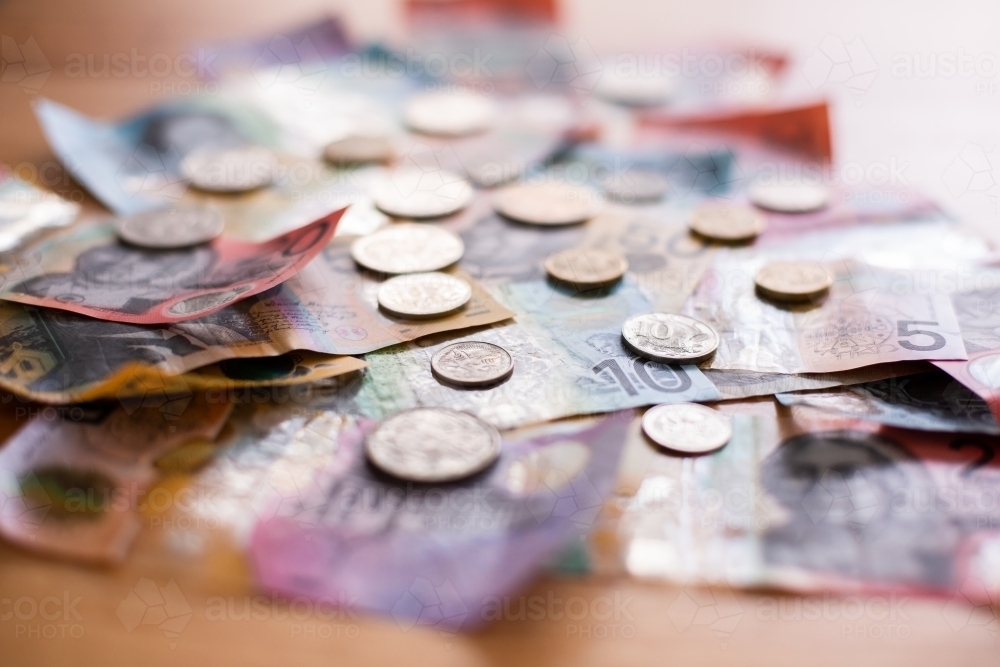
[377,272,472,319]
[747,182,830,213]
[755,260,833,302]
[642,403,732,454]
[365,408,502,482]
[116,207,225,249]
[544,248,628,288]
[689,202,766,242]
[350,223,464,274]
[431,341,514,387]
[323,135,394,165]
[494,183,601,226]
[372,168,474,219]
[403,92,497,137]
[181,145,276,193]
[621,313,719,364]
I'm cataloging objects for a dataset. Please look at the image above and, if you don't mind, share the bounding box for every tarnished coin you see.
[377,272,472,319]
[372,168,474,219]
[544,248,628,288]
[642,403,732,454]
[403,92,497,137]
[181,145,276,193]
[350,223,464,274]
[494,183,601,226]
[755,261,833,302]
[747,183,830,213]
[431,341,514,387]
[621,313,719,364]
[365,408,502,482]
[116,207,225,249]
[689,201,766,242]
[323,135,394,165]
[601,169,669,203]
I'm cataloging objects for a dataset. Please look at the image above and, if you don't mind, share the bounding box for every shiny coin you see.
[642,403,732,454]
[544,248,628,288]
[350,223,464,274]
[431,341,514,387]
[689,201,766,242]
[755,261,833,302]
[601,169,669,203]
[372,168,474,219]
[621,313,719,364]
[365,408,501,482]
[403,92,497,137]
[494,183,601,226]
[377,272,472,319]
[323,135,394,165]
[116,207,225,249]
[181,145,276,193]
[747,182,830,213]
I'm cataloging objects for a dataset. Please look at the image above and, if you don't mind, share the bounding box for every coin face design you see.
[350,223,464,274]
[377,272,472,319]
[116,207,225,249]
[747,183,830,213]
[755,261,833,302]
[493,183,601,226]
[543,248,628,288]
[641,403,732,454]
[364,408,502,482]
[372,168,474,219]
[323,135,394,165]
[403,92,497,137]
[621,313,720,363]
[689,202,766,242]
[431,341,514,387]
[181,145,276,193]
[600,169,669,203]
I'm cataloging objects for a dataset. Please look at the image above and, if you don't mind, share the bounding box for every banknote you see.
[0,165,78,251]
[324,279,719,430]
[705,361,934,400]
[0,210,341,324]
[0,393,232,563]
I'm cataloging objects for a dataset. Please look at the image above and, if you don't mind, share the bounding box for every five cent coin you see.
[642,403,732,454]
[544,248,628,288]
[116,207,225,249]
[431,341,514,387]
[689,202,766,243]
[372,168,474,219]
[621,313,719,364]
[403,92,497,137]
[377,272,472,319]
[324,135,394,165]
[755,260,833,302]
[181,145,276,193]
[494,183,601,226]
[351,223,465,274]
[747,183,830,213]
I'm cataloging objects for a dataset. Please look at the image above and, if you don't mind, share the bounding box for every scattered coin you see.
[601,169,669,203]
[621,313,719,364]
[323,135,394,165]
[377,272,472,319]
[544,248,628,288]
[181,145,276,193]
[350,223,465,274]
[688,201,766,242]
[116,207,225,249]
[494,183,601,226]
[592,68,679,106]
[431,341,514,387]
[372,168,474,219]
[641,403,733,454]
[755,261,833,302]
[747,182,830,213]
[403,92,498,137]
[364,408,502,482]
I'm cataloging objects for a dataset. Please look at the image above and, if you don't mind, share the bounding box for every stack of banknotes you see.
[0,15,997,632]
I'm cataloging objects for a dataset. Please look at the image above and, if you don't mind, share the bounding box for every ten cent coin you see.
[494,183,601,226]
[431,341,514,388]
[372,168,474,219]
[544,248,628,288]
[181,145,276,193]
[621,313,719,364]
[642,403,732,454]
[755,261,833,302]
[377,272,472,319]
[116,207,225,249]
[689,202,766,242]
[747,183,830,213]
[350,223,464,274]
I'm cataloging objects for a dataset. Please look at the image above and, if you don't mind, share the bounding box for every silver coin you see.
[181,145,276,193]
[601,169,669,203]
[494,183,601,226]
[689,202,766,242]
[431,341,514,387]
[324,135,394,165]
[621,313,719,364]
[116,207,225,249]
[377,272,472,319]
[365,408,501,482]
[642,403,732,454]
[373,168,474,219]
[755,261,833,302]
[543,248,628,288]
[747,183,830,213]
[403,92,497,137]
[350,223,464,274]
[592,67,679,106]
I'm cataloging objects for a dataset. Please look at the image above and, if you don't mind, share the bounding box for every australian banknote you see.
[0,166,78,251]
[704,362,934,400]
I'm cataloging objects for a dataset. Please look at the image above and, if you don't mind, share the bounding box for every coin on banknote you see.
[755,261,833,302]
[689,202,766,242]
[431,341,514,387]
[324,135,394,165]
[642,403,732,454]
[351,223,464,274]
[116,207,225,249]
[601,169,669,203]
[377,272,472,319]
[621,313,719,363]
[365,408,502,482]
[181,145,276,192]
[747,182,830,213]
[544,248,628,288]
[403,92,497,137]
[494,183,601,226]
[372,168,474,218]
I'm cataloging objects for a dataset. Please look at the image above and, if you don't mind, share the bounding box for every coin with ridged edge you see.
[181,145,276,193]
[350,223,464,274]
[544,248,628,288]
[689,202,765,242]
[431,341,514,387]
[621,313,719,364]
[116,207,225,249]
[755,261,833,302]
[642,403,732,454]
[364,408,502,482]
[377,272,472,319]
[494,183,601,226]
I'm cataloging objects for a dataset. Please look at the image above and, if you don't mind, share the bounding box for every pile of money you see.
[2,14,998,634]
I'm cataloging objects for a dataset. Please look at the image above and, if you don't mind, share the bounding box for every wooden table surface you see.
[1,1,998,665]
